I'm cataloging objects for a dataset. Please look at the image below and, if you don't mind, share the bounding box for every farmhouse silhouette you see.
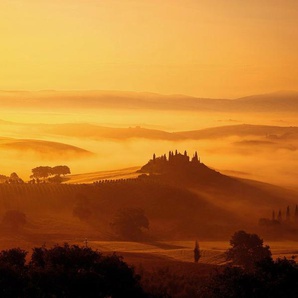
[139,150,202,174]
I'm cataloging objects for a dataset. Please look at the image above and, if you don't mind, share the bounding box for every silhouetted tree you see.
[9,172,24,184]
[286,206,290,221]
[194,240,201,263]
[111,208,149,240]
[73,193,92,221]
[278,210,282,222]
[194,151,198,160]
[0,248,27,269]
[226,230,272,271]
[31,166,52,181]
[205,257,298,298]
[2,210,27,232]
[0,174,9,184]
[0,265,27,297]
[47,175,65,184]
[0,244,147,297]
[51,165,71,176]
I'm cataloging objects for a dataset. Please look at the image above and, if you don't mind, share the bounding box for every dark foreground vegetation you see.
[1,231,298,297]
[139,231,298,298]
[0,244,146,298]
[204,231,298,298]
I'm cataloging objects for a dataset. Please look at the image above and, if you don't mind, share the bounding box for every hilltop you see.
[0,151,297,243]
[137,150,224,186]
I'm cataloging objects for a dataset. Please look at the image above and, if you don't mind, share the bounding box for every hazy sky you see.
[1,0,298,98]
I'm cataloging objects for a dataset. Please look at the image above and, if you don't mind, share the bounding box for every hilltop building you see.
[152,150,200,166]
[139,150,202,174]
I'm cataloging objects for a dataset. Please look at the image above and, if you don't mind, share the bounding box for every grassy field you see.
[67,166,140,184]
[86,240,298,266]
[0,231,297,269]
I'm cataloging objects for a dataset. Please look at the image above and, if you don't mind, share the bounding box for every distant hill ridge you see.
[0,90,298,111]
[1,119,298,141]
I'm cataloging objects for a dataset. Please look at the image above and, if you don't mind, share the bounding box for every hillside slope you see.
[0,137,92,156]
[0,158,296,241]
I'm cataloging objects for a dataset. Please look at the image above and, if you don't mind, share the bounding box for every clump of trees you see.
[0,244,147,297]
[140,231,298,297]
[8,172,24,184]
[226,230,272,271]
[0,174,9,183]
[0,173,24,184]
[111,208,149,240]
[30,165,71,183]
[258,205,298,237]
[73,193,92,221]
[206,257,298,297]
[2,210,27,232]
[203,230,298,297]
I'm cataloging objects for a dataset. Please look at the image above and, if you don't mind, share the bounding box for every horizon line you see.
[0,88,297,101]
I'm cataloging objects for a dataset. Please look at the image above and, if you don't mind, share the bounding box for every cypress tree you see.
[194,151,198,161]
[286,206,290,221]
[194,240,201,263]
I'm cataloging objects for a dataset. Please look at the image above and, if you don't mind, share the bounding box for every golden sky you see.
[1,0,298,98]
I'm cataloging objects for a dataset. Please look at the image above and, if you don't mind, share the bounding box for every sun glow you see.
[1,0,298,97]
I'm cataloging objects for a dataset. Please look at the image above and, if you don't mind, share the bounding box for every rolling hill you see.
[0,137,93,157]
[176,124,298,140]
[0,152,297,243]
[3,120,298,141]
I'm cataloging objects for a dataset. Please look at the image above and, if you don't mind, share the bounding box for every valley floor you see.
[0,235,297,268]
[76,240,298,266]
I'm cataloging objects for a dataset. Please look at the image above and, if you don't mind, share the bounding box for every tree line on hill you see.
[0,165,71,184]
[29,165,71,183]
[258,205,298,239]
[259,205,298,225]
[0,172,24,184]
